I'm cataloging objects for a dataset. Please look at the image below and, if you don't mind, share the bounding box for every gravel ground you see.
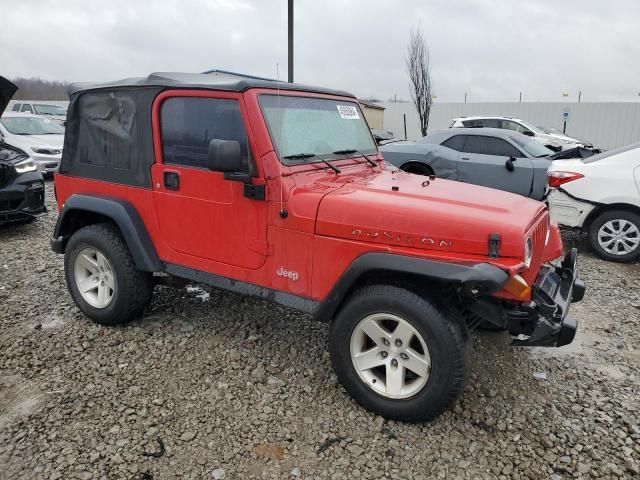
[1,182,639,480]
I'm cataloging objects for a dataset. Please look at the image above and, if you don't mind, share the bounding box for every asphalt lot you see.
[0,182,639,480]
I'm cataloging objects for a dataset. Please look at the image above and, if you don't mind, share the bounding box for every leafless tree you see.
[406,27,432,136]
[10,77,70,100]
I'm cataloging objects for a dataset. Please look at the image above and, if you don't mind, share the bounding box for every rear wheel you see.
[329,285,471,422]
[588,210,640,262]
[64,223,153,325]
[402,163,434,176]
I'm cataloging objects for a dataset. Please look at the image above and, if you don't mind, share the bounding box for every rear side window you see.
[21,104,33,113]
[12,104,21,111]
[160,97,252,172]
[463,136,521,157]
[442,135,467,151]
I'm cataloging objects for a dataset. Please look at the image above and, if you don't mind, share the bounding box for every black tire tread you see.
[64,223,153,325]
[329,284,471,422]
[588,209,640,263]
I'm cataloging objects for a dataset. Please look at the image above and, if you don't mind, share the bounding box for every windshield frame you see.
[257,92,378,166]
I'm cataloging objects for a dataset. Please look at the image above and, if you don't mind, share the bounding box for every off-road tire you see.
[588,209,640,263]
[329,284,471,422]
[64,223,153,325]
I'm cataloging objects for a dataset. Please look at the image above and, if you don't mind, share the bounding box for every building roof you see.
[68,70,356,98]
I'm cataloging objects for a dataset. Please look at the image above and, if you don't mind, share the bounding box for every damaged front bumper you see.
[508,248,585,347]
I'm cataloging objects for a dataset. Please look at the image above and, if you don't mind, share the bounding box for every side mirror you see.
[207,139,243,173]
[522,130,534,137]
[505,157,516,171]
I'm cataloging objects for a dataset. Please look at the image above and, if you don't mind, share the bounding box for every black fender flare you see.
[51,194,162,272]
[313,252,509,322]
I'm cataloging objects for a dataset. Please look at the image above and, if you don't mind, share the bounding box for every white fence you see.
[377,101,640,150]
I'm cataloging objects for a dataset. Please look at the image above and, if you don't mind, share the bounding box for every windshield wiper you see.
[282,152,341,174]
[332,149,377,167]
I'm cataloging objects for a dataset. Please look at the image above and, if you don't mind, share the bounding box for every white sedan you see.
[0,112,64,176]
[547,143,640,262]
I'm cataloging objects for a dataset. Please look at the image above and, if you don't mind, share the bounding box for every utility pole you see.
[578,90,582,103]
[519,92,522,103]
[464,92,467,104]
[288,0,294,83]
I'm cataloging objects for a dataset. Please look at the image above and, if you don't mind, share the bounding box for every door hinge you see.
[244,183,265,200]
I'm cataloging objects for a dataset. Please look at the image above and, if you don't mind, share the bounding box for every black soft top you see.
[68,70,355,98]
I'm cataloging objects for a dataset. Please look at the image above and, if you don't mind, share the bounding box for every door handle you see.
[461,157,470,160]
[164,171,180,190]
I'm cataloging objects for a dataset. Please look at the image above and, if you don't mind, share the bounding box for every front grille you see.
[0,192,23,212]
[522,211,549,284]
[26,186,45,209]
[0,163,14,188]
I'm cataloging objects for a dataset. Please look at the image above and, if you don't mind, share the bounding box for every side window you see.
[442,135,467,151]
[12,104,21,111]
[479,119,501,128]
[463,136,522,157]
[160,97,253,172]
[21,104,34,113]
[462,119,480,127]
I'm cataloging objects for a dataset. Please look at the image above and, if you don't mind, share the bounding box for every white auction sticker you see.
[336,105,360,119]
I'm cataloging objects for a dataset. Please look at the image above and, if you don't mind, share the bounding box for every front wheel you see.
[329,285,471,422]
[588,210,640,262]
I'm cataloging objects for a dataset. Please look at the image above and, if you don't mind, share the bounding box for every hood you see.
[315,168,545,258]
[0,77,17,117]
[13,134,65,147]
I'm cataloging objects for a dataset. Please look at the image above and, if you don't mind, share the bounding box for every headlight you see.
[524,236,533,268]
[31,147,62,155]
[545,215,551,246]
[14,159,37,174]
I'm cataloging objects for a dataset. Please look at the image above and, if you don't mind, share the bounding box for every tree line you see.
[10,77,70,100]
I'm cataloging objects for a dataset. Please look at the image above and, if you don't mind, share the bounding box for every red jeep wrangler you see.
[52,71,585,421]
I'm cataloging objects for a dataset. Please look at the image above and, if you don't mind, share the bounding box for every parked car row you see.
[379,114,639,262]
[450,116,592,151]
[0,77,46,225]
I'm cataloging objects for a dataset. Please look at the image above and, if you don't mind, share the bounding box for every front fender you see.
[51,194,162,272]
[313,252,509,322]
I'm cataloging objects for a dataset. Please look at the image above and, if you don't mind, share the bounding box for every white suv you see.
[450,116,589,152]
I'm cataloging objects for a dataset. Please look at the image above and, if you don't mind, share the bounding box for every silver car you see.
[0,112,64,176]
[381,128,553,200]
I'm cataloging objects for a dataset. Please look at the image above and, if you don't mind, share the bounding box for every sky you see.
[3,0,640,103]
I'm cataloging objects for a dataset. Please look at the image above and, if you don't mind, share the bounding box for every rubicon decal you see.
[351,229,453,249]
[277,267,299,281]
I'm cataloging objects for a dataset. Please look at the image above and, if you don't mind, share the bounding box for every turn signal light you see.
[547,171,584,188]
[503,274,531,299]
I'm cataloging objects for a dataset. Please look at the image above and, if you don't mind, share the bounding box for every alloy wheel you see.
[597,219,640,255]
[73,247,116,308]
[350,313,431,399]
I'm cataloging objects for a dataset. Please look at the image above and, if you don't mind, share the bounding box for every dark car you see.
[381,128,554,200]
[0,77,46,225]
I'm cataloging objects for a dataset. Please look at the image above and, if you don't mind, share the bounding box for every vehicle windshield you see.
[34,104,67,116]
[0,116,65,135]
[510,135,553,157]
[537,125,563,135]
[518,120,543,134]
[259,95,377,165]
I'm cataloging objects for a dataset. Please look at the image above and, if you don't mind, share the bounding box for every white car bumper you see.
[547,189,594,229]
[32,154,61,174]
